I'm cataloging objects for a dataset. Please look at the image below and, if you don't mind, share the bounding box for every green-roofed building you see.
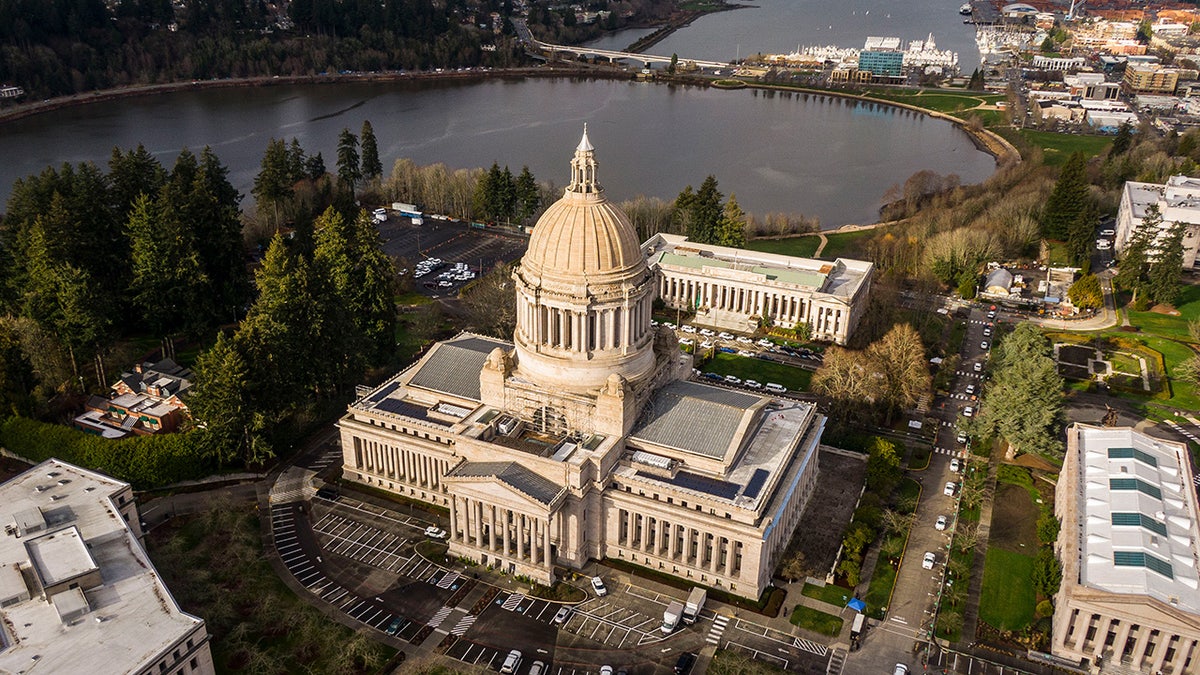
[643,233,873,345]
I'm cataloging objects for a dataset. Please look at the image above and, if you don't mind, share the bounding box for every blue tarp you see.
[846,598,866,612]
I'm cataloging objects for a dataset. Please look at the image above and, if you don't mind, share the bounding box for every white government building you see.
[1054,424,1200,674]
[645,233,872,345]
[338,129,829,598]
[1116,175,1200,269]
[0,459,215,675]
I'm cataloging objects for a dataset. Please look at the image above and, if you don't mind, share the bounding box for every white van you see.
[500,650,523,674]
[764,383,787,394]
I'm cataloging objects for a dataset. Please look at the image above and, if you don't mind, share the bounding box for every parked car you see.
[743,379,762,390]
[980,341,990,350]
[922,552,937,569]
[973,362,983,372]
[681,325,696,333]
[500,650,523,674]
[982,327,992,337]
[1100,228,1116,237]
[965,384,976,396]
[529,662,547,675]
[950,458,961,472]
[590,576,608,596]
[553,607,573,624]
[385,616,409,635]
[674,652,697,675]
[944,481,958,496]
[699,328,715,337]
[757,339,774,348]
[679,338,694,346]
[962,406,974,418]
[717,332,735,341]
[935,516,948,531]
[700,340,714,349]
[765,383,787,394]
[736,336,753,344]
[894,665,910,675]
[723,375,742,385]
[424,526,447,539]
[956,432,968,445]
[737,350,754,357]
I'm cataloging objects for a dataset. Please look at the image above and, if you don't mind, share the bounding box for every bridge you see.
[512,18,729,70]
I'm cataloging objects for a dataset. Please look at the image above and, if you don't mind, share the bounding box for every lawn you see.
[1005,129,1114,166]
[802,582,854,607]
[1109,352,1142,375]
[821,229,876,259]
[1140,335,1200,411]
[1128,283,1200,342]
[747,235,821,258]
[789,604,844,637]
[979,548,1037,631]
[863,546,898,620]
[861,89,1003,114]
[700,352,814,391]
[1045,240,1070,266]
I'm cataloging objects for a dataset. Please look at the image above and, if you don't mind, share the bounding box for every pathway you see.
[812,232,829,257]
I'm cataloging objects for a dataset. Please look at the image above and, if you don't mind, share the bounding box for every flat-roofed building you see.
[1116,175,1200,269]
[1124,63,1181,93]
[644,233,872,344]
[339,130,825,599]
[1053,424,1200,673]
[0,459,214,675]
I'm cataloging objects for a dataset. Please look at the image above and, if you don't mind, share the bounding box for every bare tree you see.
[460,264,517,338]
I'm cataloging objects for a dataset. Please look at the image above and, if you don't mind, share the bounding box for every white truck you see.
[682,587,706,625]
[662,600,685,634]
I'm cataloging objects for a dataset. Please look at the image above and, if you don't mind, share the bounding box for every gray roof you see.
[631,381,761,459]
[408,335,512,401]
[449,461,565,506]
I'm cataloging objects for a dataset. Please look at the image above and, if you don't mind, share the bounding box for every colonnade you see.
[450,495,553,569]
[616,508,743,578]
[1055,607,1200,674]
[517,294,653,353]
[657,273,847,342]
[352,437,449,490]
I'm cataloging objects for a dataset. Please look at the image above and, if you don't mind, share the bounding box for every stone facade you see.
[339,130,825,598]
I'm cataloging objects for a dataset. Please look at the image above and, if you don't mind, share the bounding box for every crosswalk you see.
[826,647,846,675]
[450,614,477,636]
[1163,421,1200,486]
[707,614,730,645]
[795,636,828,657]
[427,605,453,627]
[501,592,526,611]
[933,447,967,458]
[437,571,461,589]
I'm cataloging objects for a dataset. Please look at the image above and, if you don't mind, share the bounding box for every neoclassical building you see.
[338,129,825,598]
[644,233,873,345]
[1053,424,1200,674]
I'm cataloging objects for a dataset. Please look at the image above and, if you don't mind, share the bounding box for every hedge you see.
[0,416,212,489]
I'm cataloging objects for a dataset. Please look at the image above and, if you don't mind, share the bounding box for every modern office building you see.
[1124,63,1181,93]
[1053,424,1200,674]
[338,129,826,599]
[858,49,904,77]
[0,459,214,675]
[645,234,872,345]
[1116,175,1200,269]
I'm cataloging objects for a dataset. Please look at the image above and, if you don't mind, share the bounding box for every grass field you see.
[862,89,1004,114]
[1001,129,1114,167]
[1128,284,1200,342]
[979,548,1037,631]
[821,230,876,258]
[802,582,853,607]
[1141,335,1200,411]
[1109,352,1142,375]
[747,235,821,258]
[864,547,898,620]
[1045,240,1070,266]
[700,352,815,391]
[789,604,844,637]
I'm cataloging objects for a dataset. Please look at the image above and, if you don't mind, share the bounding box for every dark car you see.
[674,652,697,674]
[316,486,339,500]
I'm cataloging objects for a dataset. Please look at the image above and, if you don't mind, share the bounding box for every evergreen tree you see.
[514,166,540,221]
[194,148,249,320]
[1042,151,1090,240]
[126,193,212,336]
[108,144,166,218]
[190,332,269,466]
[1067,274,1103,310]
[313,207,397,364]
[716,193,747,247]
[287,138,307,183]
[359,120,383,181]
[673,185,696,236]
[690,175,724,244]
[1116,203,1159,304]
[336,128,360,191]
[498,166,517,222]
[968,68,984,91]
[1147,219,1186,306]
[1110,121,1133,156]
[1065,201,1098,266]
[307,152,327,181]
[253,138,293,226]
[978,323,1064,458]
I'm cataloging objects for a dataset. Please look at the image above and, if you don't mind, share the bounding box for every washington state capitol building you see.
[338,129,829,598]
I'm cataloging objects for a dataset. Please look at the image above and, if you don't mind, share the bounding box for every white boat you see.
[959,3,972,15]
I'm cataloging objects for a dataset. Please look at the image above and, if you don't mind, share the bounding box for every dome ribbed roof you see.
[522,126,645,281]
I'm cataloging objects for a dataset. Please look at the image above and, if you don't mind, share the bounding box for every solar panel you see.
[368,382,400,403]
[639,470,740,500]
[743,469,770,499]
[373,398,450,426]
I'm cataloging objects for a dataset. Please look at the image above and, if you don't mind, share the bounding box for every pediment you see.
[447,475,557,514]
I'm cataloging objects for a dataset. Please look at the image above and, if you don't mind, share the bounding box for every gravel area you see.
[777,449,868,580]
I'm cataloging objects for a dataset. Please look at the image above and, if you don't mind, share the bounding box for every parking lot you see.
[312,511,411,573]
[379,218,527,295]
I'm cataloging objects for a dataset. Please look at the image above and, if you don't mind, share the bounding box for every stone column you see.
[518,513,527,561]
[1172,639,1195,675]
[475,500,485,548]
[1113,621,1134,663]
[544,517,552,567]
[1093,616,1115,659]
[489,505,497,551]
[667,524,678,559]
[1152,634,1176,674]
[449,496,459,541]
[1074,613,1094,653]
[1130,627,1151,670]
[502,509,511,556]
[644,518,654,552]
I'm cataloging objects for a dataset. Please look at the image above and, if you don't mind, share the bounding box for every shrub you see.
[1035,599,1055,619]
[0,416,211,489]
[1036,512,1061,545]
[1032,547,1063,597]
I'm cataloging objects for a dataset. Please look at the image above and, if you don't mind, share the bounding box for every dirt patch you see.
[989,483,1039,553]
[1058,363,1090,380]
[1149,304,1181,316]
[777,450,868,579]
[1057,344,1094,366]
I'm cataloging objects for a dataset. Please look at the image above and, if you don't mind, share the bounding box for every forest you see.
[0,0,674,100]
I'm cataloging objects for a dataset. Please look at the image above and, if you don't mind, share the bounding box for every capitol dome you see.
[522,127,644,284]
[510,126,658,392]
